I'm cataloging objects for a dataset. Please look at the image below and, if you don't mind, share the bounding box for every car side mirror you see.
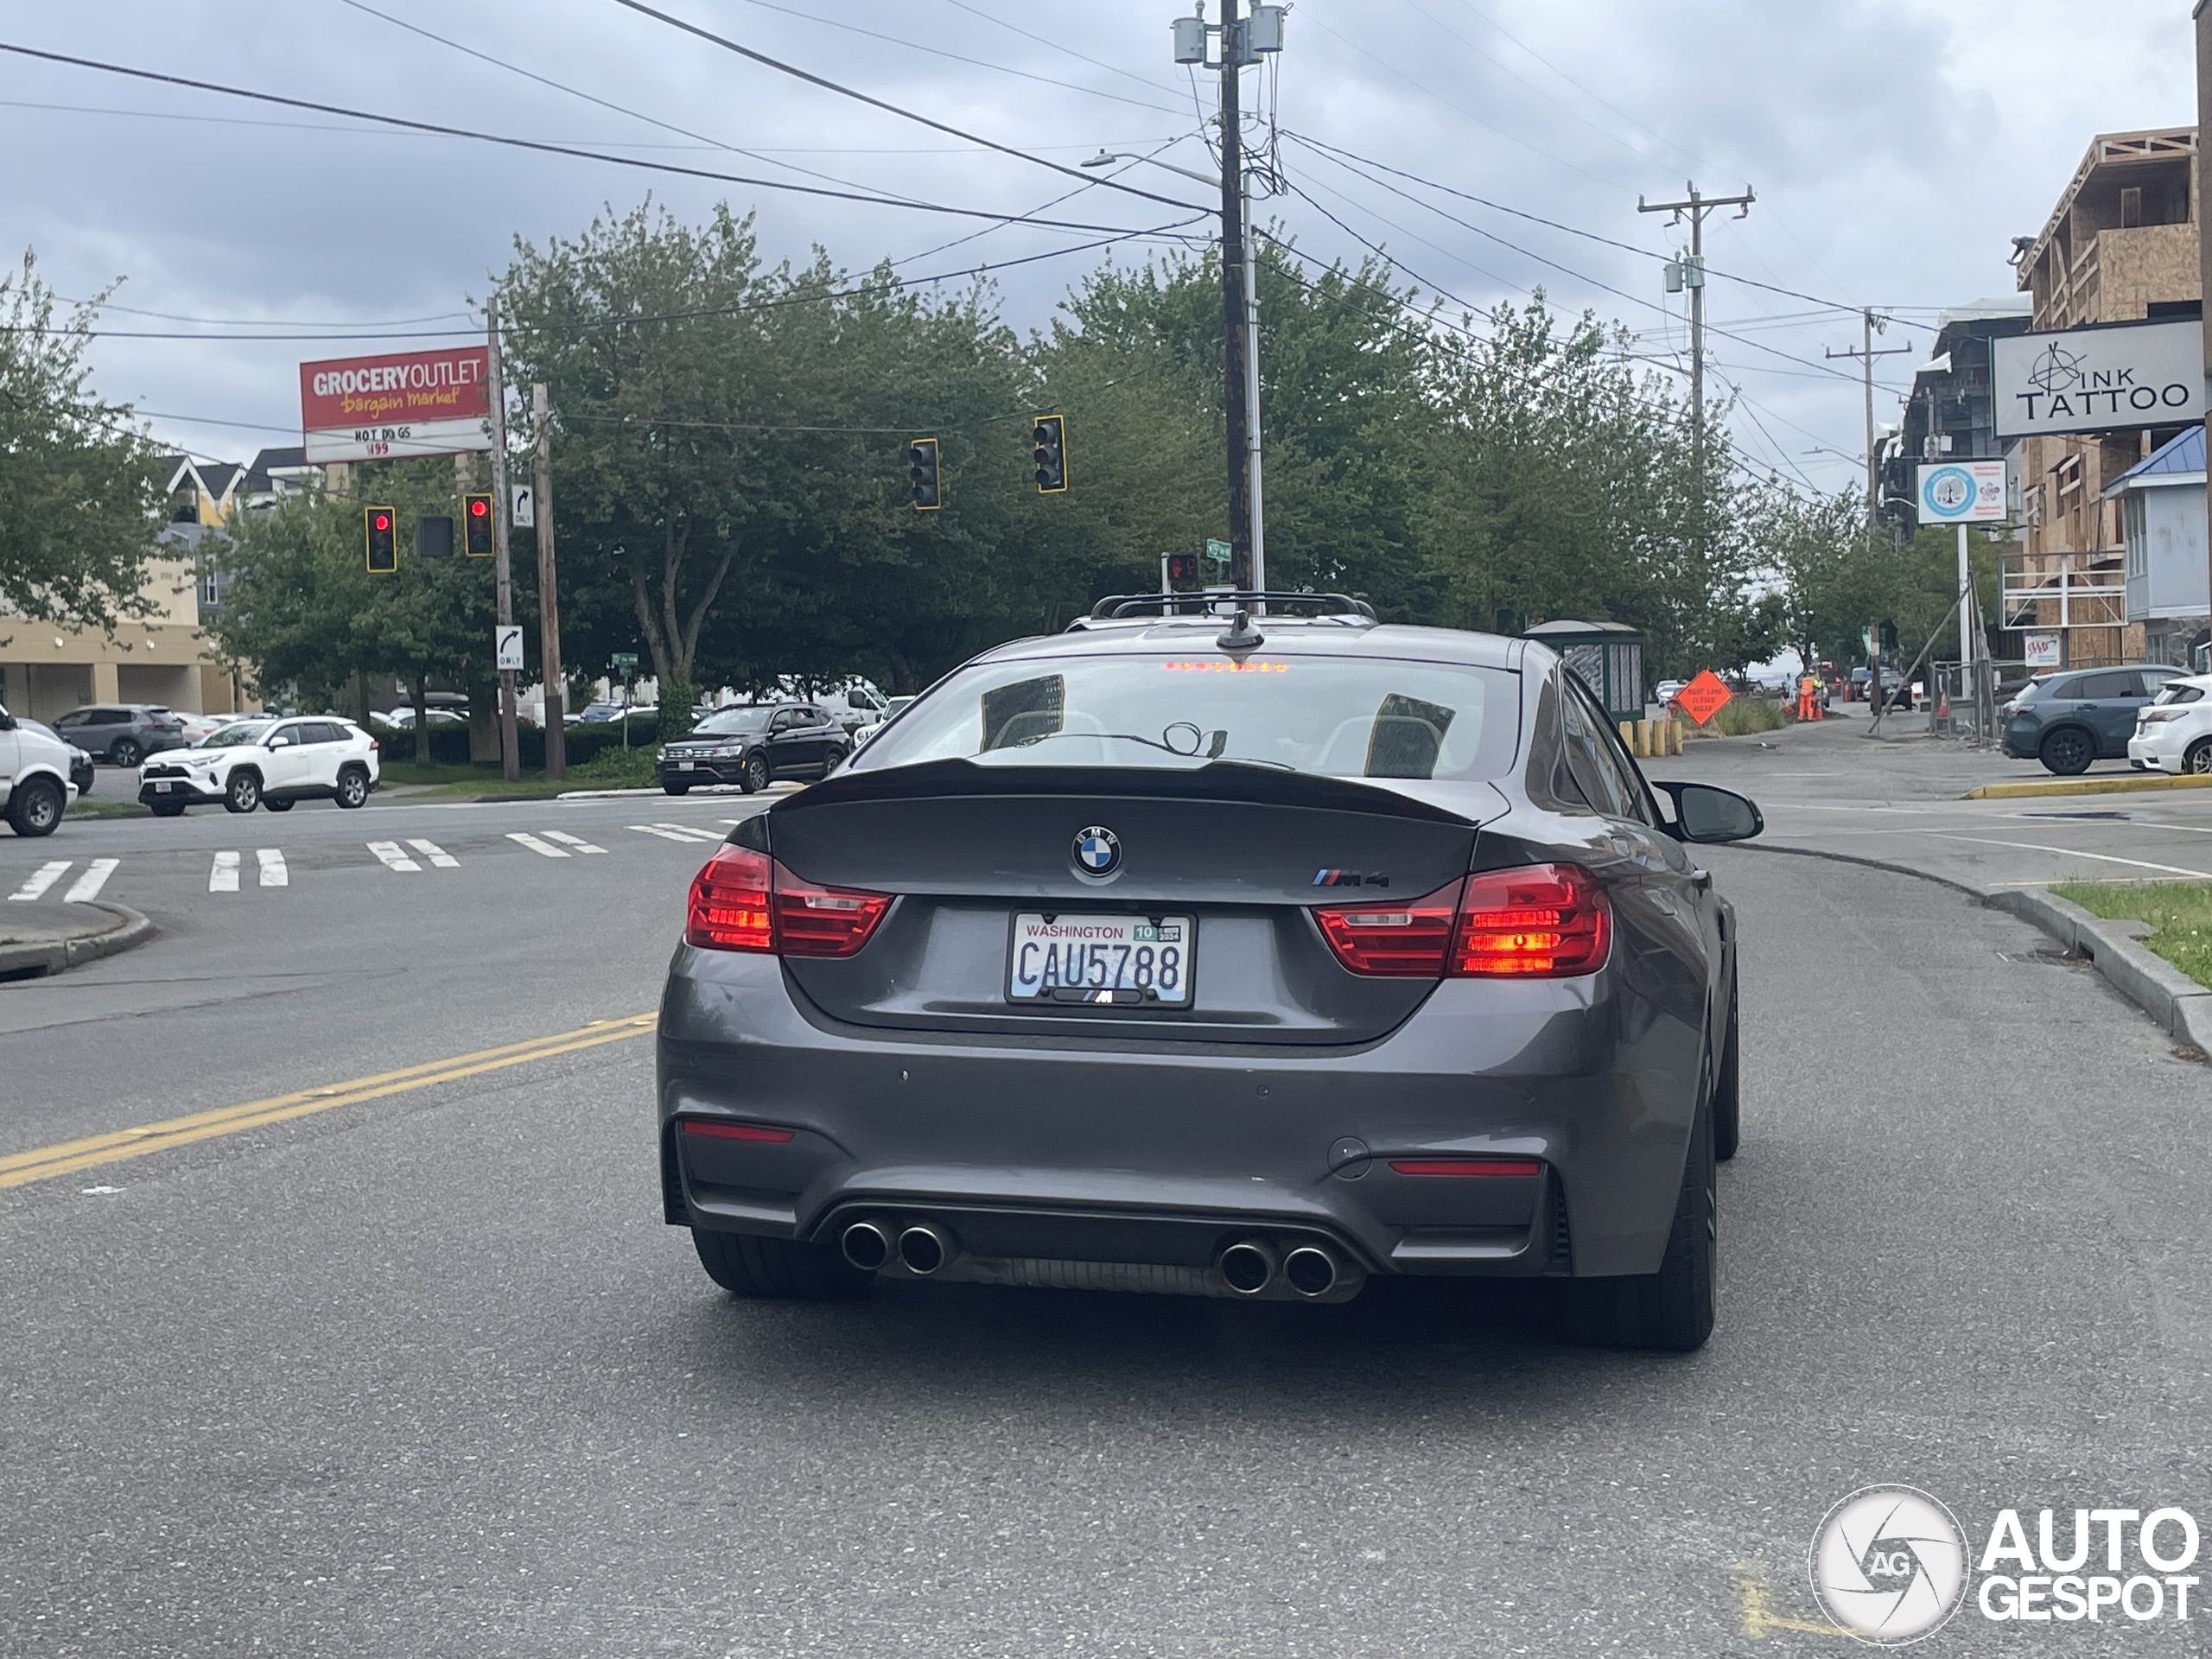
[1650,780,1764,844]
[0,710,15,732]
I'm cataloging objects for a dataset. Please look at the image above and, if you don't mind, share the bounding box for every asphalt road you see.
[2,792,2208,1655]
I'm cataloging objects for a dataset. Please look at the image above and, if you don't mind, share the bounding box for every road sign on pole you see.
[611,652,639,673]
[495,626,524,671]
[1205,537,1231,566]
[1916,461,2005,523]
[511,484,535,529]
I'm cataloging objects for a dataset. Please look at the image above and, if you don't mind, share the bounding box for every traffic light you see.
[364,505,397,574]
[1166,552,1198,584]
[462,492,494,556]
[416,514,453,560]
[1032,413,1066,493]
[907,436,941,510]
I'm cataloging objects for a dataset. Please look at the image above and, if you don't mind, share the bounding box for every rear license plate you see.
[1008,913,1194,1006]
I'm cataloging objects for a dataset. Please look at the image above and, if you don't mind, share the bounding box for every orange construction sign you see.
[1674,669,1733,727]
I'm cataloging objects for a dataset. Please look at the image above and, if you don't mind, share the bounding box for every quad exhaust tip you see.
[840,1219,893,1272]
[1282,1244,1339,1299]
[897,1223,952,1275]
[1218,1238,1279,1296]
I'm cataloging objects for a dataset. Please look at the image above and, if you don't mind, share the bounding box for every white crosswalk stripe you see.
[9,861,71,901]
[542,830,606,854]
[257,849,288,887]
[653,822,726,842]
[367,840,422,873]
[632,823,720,843]
[506,831,569,859]
[209,850,240,893]
[63,858,118,903]
[406,838,459,868]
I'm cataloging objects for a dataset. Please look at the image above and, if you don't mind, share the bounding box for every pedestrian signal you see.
[463,493,494,556]
[1166,553,1198,583]
[365,506,397,573]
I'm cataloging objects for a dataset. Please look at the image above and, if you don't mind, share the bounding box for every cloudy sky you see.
[0,0,2195,496]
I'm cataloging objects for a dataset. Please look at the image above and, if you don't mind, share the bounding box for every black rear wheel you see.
[1560,1098,1715,1352]
[335,767,369,810]
[691,1228,872,1300]
[2039,727,2094,776]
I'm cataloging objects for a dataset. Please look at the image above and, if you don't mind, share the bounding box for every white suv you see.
[0,702,79,836]
[2126,673,2212,775]
[137,716,381,816]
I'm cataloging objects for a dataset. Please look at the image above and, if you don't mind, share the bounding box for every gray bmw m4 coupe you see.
[658,594,1763,1350]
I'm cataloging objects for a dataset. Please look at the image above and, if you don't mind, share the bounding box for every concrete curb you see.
[1745,842,2210,1058]
[0,902,157,981]
[1964,772,2212,801]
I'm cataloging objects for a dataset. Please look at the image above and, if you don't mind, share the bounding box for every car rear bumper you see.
[657,948,1700,1282]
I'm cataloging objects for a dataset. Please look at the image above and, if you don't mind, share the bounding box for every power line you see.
[934,0,1188,101]
[0,41,1187,235]
[601,0,1205,213]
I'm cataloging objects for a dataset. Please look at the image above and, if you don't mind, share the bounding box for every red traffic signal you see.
[462,492,494,556]
[364,505,397,573]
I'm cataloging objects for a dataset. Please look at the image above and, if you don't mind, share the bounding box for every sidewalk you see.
[0,902,156,981]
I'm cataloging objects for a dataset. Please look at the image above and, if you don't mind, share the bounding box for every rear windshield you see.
[853,652,1521,781]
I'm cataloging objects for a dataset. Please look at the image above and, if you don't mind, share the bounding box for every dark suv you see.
[2001,664,2186,774]
[658,702,850,796]
[49,703,188,768]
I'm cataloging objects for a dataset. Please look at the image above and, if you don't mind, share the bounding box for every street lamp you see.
[1085,147,1268,595]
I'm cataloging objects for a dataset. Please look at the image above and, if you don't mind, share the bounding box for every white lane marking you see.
[209,851,240,893]
[627,824,702,843]
[406,837,459,868]
[542,830,606,854]
[257,848,288,887]
[1928,834,2212,880]
[9,861,71,901]
[63,858,118,903]
[651,822,725,842]
[367,840,423,873]
[506,831,570,859]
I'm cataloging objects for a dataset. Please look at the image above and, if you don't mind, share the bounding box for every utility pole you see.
[2198,0,2212,670]
[1830,308,1910,726]
[1638,182,1752,496]
[532,384,567,779]
[1243,156,1265,594]
[1217,0,1251,588]
[486,296,520,782]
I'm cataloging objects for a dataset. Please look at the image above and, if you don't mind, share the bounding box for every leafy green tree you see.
[0,254,162,632]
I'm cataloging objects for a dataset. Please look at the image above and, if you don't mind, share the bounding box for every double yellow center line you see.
[0,1012,657,1192]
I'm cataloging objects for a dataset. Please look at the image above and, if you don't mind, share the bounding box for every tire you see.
[149,800,187,818]
[691,1228,873,1300]
[2039,726,2094,776]
[6,775,65,837]
[663,781,691,797]
[224,770,261,814]
[1561,1098,1716,1352]
[741,753,771,794]
[2186,738,2212,777]
[1712,982,1741,1163]
[334,767,369,810]
[262,796,295,813]
[111,738,143,769]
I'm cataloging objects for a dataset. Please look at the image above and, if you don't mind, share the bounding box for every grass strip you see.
[2050,880,2212,990]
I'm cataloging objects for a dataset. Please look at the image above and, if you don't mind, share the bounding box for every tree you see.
[0,253,162,632]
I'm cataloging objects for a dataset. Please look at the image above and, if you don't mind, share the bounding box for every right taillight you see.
[685,846,891,957]
[1314,862,1611,981]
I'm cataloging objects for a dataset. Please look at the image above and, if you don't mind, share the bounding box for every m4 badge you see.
[1312,869,1390,888]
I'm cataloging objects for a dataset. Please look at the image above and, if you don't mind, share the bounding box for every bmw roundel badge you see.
[1073,825,1121,875]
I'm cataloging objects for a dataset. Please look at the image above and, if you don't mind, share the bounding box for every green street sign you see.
[611,652,639,672]
[1205,537,1230,563]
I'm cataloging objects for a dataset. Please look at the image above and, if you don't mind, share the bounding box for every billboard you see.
[1992,318,2202,439]
[1916,461,2006,523]
[300,346,492,463]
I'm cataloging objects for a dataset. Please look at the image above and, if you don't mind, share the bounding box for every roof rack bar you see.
[1087,589,1377,621]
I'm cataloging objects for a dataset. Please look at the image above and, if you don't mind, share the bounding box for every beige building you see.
[2007,127,2202,666]
[0,454,307,721]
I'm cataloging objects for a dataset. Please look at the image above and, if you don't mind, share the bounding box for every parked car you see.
[658,597,1764,1351]
[572,700,630,724]
[815,682,892,736]
[137,717,380,815]
[0,702,78,836]
[1653,678,1687,706]
[16,718,94,797]
[372,707,468,730]
[2001,664,2188,774]
[658,702,849,796]
[48,703,187,767]
[2126,673,2212,775]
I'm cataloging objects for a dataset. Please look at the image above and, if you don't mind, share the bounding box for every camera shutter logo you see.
[1809,1486,1972,1644]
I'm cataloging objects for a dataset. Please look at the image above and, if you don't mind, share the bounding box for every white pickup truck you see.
[0,702,78,836]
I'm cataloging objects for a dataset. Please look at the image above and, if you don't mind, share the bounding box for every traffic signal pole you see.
[532,382,566,779]
[1217,0,1252,589]
[486,297,520,782]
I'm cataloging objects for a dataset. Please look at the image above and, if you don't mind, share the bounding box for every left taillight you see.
[685,845,890,957]
[1314,861,1611,981]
